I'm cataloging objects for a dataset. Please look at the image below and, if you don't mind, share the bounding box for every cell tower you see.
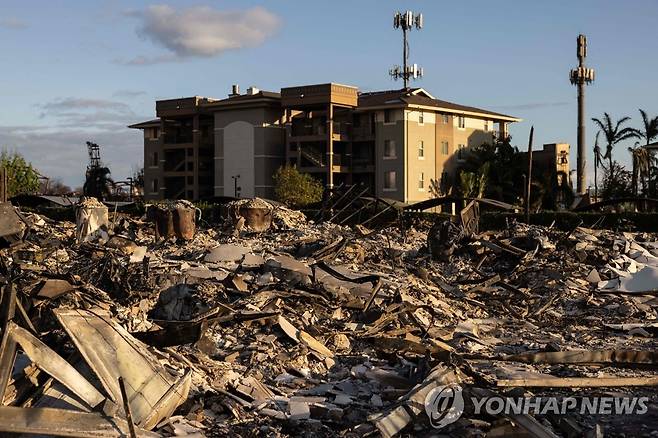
[569,34,595,195]
[389,11,424,89]
[86,141,101,171]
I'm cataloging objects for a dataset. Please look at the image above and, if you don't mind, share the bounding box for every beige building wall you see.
[214,107,285,198]
[373,109,405,200]
[404,109,437,203]
[435,113,455,191]
[143,133,162,200]
[370,109,500,203]
[453,116,495,158]
[223,121,255,197]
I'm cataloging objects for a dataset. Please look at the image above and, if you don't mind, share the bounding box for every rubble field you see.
[1,198,658,437]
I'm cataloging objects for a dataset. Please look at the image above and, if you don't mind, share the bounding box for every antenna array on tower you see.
[389,10,425,89]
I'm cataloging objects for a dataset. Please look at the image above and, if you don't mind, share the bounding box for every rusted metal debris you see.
[3,196,658,436]
[147,200,197,241]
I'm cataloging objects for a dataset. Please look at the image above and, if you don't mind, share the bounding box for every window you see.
[384,140,396,158]
[384,171,397,190]
[457,144,466,160]
[458,116,465,129]
[151,152,159,167]
[147,127,159,140]
[418,141,424,159]
[441,141,449,155]
[484,120,489,132]
[442,114,449,124]
[419,111,424,124]
[418,172,425,190]
[384,109,393,123]
[151,179,158,193]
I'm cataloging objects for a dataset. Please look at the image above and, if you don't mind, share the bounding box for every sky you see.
[1,0,657,188]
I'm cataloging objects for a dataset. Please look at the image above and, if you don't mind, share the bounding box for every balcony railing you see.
[164,134,193,144]
[299,147,345,168]
[352,125,376,138]
[332,122,352,137]
[290,120,353,137]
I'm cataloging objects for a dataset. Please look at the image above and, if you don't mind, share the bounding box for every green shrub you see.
[1,150,40,197]
[273,165,323,208]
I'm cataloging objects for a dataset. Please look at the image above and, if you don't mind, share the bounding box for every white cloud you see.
[41,98,131,113]
[124,4,280,63]
[112,90,147,98]
[0,18,27,29]
[115,54,181,66]
[0,97,148,186]
[0,126,143,187]
[493,101,570,111]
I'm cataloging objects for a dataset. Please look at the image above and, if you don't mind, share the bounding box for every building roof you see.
[128,85,521,126]
[128,119,160,129]
[203,90,281,110]
[358,88,521,122]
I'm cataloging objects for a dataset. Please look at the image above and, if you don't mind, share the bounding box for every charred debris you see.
[0,196,658,437]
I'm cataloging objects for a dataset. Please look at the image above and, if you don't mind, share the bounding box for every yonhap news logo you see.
[424,384,649,430]
[424,384,464,429]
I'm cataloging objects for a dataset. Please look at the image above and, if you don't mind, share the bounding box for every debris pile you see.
[1,198,658,436]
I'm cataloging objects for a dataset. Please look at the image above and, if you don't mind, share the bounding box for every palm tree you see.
[591,113,637,171]
[630,109,658,146]
[593,131,602,199]
[630,110,658,197]
[629,144,650,196]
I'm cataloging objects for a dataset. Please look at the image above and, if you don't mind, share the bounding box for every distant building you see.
[130,83,521,203]
[531,143,572,189]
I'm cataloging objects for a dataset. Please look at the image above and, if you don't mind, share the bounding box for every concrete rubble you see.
[1,197,658,436]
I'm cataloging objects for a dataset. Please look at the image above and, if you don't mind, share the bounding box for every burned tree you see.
[82,141,114,200]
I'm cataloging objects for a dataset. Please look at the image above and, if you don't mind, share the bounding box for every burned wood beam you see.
[498,376,658,388]
[503,350,658,366]
[9,322,106,408]
[0,405,159,438]
[118,377,138,438]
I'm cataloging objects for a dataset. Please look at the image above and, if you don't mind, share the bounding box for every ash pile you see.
[1,197,658,437]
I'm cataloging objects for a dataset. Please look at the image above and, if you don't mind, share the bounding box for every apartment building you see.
[525,143,572,188]
[129,96,217,200]
[130,83,521,203]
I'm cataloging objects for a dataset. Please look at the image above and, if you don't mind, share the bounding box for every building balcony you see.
[352,125,375,140]
[289,120,353,141]
[164,134,193,144]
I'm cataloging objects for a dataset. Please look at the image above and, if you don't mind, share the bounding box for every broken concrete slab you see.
[204,244,250,263]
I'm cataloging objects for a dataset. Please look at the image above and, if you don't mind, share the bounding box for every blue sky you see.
[1,0,657,188]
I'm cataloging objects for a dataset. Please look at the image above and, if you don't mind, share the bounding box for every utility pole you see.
[390,11,424,89]
[525,126,534,224]
[570,34,595,195]
[231,174,241,198]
